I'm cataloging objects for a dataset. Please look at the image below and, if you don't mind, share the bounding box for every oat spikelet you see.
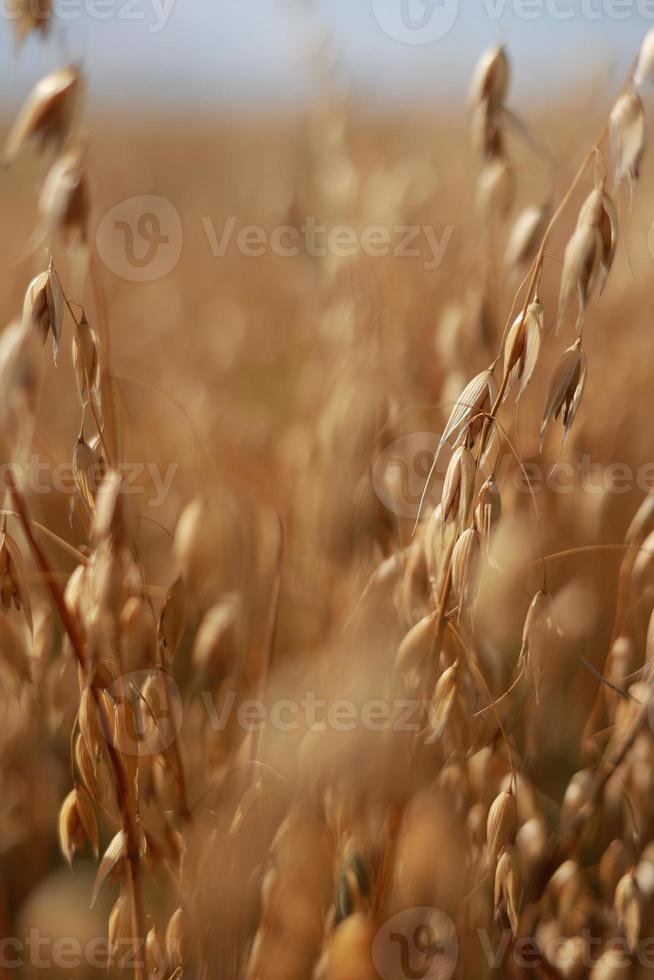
[0,526,33,632]
[540,339,587,447]
[494,844,524,935]
[72,310,101,414]
[5,66,81,164]
[610,87,646,185]
[438,368,498,456]
[558,224,597,328]
[22,261,64,361]
[91,830,127,907]
[40,143,89,242]
[469,46,510,113]
[430,662,459,741]
[146,925,167,978]
[441,446,476,533]
[57,785,98,866]
[73,434,101,518]
[6,0,52,43]
[634,28,654,88]
[505,202,550,271]
[165,908,184,971]
[503,299,543,401]
[578,187,618,294]
[475,475,502,543]
[518,589,561,702]
[451,526,481,613]
[614,871,642,951]
[487,789,517,871]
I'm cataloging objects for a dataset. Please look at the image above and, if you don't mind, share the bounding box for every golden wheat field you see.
[6,8,654,980]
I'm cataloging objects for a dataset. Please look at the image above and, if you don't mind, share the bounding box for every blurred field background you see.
[3,4,654,977]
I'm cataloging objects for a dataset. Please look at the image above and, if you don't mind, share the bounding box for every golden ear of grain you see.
[610,88,646,185]
[540,341,586,446]
[634,28,654,87]
[108,894,133,966]
[578,189,618,294]
[92,470,126,543]
[469,46,510,112]
[395,610,436,675]
[5,66,81,164]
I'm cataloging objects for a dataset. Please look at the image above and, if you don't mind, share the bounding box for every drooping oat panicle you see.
[540,339,587,447]
[4,66,81,164]
[22,263,64,360]
[40,142,89,243]
[504,202,550,271]
[6,0,52,43]
[634,28,654,87]
[469,46,510,112]
[610,87,646,185]
[503,298,543,401]
[57,785,98,866]
[494,844,524,935]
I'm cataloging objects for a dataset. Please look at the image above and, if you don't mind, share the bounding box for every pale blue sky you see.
[0,0,652,110]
